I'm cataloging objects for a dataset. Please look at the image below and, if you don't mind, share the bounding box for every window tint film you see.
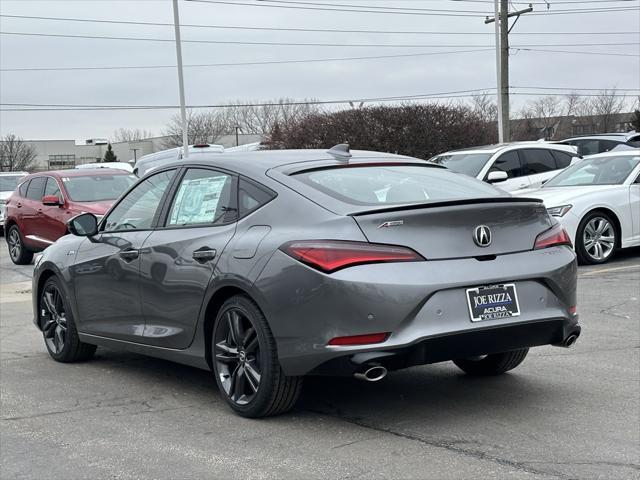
[521,149,557,174]
[167,169,235,227]
[490,151,522,178]
[552,150,574,169]
[44,177,62,199]
[295,165,499,206]
[104,170,174,232]
[239,178,275,217]
[25,177,46,201]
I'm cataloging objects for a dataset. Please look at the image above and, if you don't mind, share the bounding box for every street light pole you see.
[172,0,189,159]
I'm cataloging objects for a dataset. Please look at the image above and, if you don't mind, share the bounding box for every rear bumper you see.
[309,317,581,376]
[255,245,578,376]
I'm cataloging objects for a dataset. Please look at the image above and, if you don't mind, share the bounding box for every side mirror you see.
[42,195,61,206]
[487,170,509,183]
[68,213,98,237]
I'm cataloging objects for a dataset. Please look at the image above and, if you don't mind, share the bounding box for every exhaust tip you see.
[564,334,578,348]
[354,365,388,382]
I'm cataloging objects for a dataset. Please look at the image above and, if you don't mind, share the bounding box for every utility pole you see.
[130,148,140,163]
[172,0,189,159]
[486,2,533,143]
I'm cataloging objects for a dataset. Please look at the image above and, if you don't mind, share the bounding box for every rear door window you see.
[25,177,46,201]
[520,149,558,174]
[167,168,236,227]
[599,140,620,153]
[575,140,600,156]
[488,151,522,178]
[552,150,574,169]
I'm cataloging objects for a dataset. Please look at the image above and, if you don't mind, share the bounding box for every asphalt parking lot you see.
[1,242,638,480]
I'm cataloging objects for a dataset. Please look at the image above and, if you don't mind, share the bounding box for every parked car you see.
[32,145,580,418]
[559,131,640,156]
[429,142,580,192]
[133,144,225,177]
[76,162,134,173]
[4,169,136,264]
[514,150,640,264]
[0,171,28,233]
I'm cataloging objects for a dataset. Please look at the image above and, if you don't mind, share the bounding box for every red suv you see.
[4,169,136,264]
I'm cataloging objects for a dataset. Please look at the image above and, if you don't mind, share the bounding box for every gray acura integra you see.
[32,145,581,417]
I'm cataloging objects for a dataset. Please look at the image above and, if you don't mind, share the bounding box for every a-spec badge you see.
[377,220,404,229]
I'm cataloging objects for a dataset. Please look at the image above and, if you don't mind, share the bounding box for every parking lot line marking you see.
[580,264,640,277]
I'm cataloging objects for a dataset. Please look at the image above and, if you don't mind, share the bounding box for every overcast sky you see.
[1,0,638,142]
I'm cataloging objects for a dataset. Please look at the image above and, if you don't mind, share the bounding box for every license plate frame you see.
[466,283,521,322]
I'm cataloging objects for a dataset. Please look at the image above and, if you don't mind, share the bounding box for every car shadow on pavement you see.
[87,349,564,424]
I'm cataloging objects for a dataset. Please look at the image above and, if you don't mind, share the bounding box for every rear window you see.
[62,174,137,202]
[0,175,25,192]
[294,165,500,206]
[430,153,491,177]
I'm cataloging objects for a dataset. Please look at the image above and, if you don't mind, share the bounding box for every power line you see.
[0,48,495,72]
[514,85,640,91]
[2,14,635,36]
[1,31,636,48]
[513,47,640,56]
[2,90,634,112]
[187,0,640,15]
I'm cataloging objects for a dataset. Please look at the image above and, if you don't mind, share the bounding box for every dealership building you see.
[23,134,263,171]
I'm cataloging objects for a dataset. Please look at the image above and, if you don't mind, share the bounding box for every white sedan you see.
[514,150,640,264]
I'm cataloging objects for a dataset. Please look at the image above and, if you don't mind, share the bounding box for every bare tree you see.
[162,99,321,148]
[112,128,154,143]
[470,92,497,123]
[0,134,37,172]
[591,89,626,132]
[162,109,232,148]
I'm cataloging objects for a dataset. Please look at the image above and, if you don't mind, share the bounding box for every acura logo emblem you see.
[474,225,492,247]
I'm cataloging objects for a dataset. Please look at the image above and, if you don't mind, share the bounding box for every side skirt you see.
[78,333,210,371]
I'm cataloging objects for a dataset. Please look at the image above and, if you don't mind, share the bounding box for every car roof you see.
[438,142,576,156]
[582,149,640,159]
[29,168,133,178]
[562,132,639,142]
[144,149,417,178]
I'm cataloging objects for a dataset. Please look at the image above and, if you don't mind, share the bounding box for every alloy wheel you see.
[583,217,615,261]
[214,308,262,405]
[8,228,22,262]
[41,284,68,355]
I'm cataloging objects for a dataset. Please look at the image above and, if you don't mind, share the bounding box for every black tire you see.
[6,224,33,265]
[40,276,97,363]
[575,211,618,265]
[453,348,529,376]
[211,295,303,418]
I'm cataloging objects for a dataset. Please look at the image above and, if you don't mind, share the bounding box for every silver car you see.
[32,146,580,417]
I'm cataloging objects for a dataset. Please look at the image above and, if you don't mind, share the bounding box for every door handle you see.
[192,248,217,263]
[119,249,139,261]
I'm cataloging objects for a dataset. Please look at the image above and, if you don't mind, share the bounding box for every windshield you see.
[544,155,640,187]
[0,175,25,192]
[294,165,500,206]
[430,153,492,177]
[62,174,137,202]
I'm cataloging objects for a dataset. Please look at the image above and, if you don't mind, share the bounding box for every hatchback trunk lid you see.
[352,199,552,260]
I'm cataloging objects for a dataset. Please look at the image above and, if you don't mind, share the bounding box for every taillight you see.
[534,223,572,250]
[328,332,390,346]
[280,240,424,273]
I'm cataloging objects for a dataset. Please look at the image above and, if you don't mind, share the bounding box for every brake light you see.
[534,223,572,250]
[328,332,390,346]
[280,240,424,273]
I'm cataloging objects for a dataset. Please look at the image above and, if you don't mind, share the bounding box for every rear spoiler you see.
[349,197,543,217]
